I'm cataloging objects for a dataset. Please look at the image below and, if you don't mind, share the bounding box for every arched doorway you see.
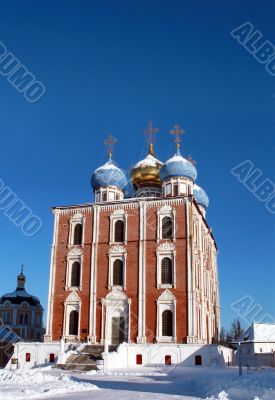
[111,316,126,345]
[69,310,79,336]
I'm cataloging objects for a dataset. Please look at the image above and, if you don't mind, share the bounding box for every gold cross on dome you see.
[144,121,159,155]
[187,155,197,166]
[170,124,185,148]
[104,134,117,157]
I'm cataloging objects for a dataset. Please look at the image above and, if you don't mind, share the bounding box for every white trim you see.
[68,213,84,246]
[156,290,176,343]
[137,201,146,343]
[63,291,81,340]
[109,209,128,244]
[88,206,100,343]
[157,205,176,241]
[45,212,59,341]
[156,242,176,289]
[65,248,83,291]
[108,246,127,290]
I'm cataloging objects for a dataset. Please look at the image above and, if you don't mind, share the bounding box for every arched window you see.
[71,262,81,287]
[19,313,24,324]
[114,220,124,242]
[162,217,173,239]
[113,259,123,286]
[161,258,172,284]
[24,314,29,325]
[69,310,79,336]
[73,224,83,245]
[162,310,173,337]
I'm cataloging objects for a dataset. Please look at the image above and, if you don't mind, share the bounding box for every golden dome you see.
[131,145,163,188]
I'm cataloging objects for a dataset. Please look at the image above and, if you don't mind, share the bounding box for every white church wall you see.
[103,343,233,370]
[5,342,61,370]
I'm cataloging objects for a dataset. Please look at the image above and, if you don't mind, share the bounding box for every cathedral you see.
[44,123,220,350]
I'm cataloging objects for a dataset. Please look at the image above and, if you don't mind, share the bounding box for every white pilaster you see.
[88,205,100,343]
[137,201,146,343]
[44,211,59,341]
[185,199,196,343]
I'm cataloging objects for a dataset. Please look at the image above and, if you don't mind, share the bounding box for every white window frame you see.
[63,291,81,340]
[109,210,128,244]
[156,242,176,289]
[65,247,83,291]
[108,245,127,290]
[156,289,176,343]
[157,205,176,242]
[69,213,85,246]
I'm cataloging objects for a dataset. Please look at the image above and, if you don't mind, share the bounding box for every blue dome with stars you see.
[160,148,197,182]
[91,157,127,191]
[194,184,209,209]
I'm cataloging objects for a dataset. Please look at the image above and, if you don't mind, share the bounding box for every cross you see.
[187,155,197,166]
[144,121,159,144]
[104,134,117,157]
[144,121,159,155]
[20,264,24,274]
[170,124,185,148]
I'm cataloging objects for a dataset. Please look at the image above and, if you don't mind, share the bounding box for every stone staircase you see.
[57,344,118,372]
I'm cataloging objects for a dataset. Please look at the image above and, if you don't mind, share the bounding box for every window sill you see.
[108,285,125,291]
[156,284,175,289]
[155,336,177,343]
[65,286,82,291]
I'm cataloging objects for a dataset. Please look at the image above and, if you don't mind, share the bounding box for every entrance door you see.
[111,317,126,345]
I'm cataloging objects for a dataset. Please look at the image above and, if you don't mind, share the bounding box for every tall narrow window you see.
[162,217,173,239]
[174,183,178,196]
[161,258,172,284]
[162,310,173,336]
[73,224,83,245]
[102,192,107,201]
[19,314,24,324]
[113,259,123,286]
[69,310,79,336]
[71,262,81,287]
[24,314,29,325]
[114,220,124,242]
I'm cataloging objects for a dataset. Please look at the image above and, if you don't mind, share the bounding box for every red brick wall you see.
[51,202,188,343]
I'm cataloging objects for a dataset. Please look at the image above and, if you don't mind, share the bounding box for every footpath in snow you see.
[0,366,275,400]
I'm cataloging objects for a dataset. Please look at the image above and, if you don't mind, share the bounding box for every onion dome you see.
[131,147,163,188]
[0,268,41,307]
[124,181,136,199]
[194,183,209,209]
[90,156,127,191]
[160,148,197,182]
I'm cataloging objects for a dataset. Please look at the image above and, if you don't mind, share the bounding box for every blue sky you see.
[0,0,274,331]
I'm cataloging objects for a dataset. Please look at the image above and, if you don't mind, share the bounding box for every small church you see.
[0,268,44,366]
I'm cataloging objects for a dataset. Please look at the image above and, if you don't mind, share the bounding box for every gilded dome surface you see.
[131,152,163,188]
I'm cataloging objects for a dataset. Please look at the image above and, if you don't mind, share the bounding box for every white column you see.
[185,199,196,342]
[44,210,59,341]
[137,201,146,343]
[128,299,132,343]
[88,205,100,343]
[100,301,105,344]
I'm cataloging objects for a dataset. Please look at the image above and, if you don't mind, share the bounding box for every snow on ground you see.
[0,366,275,400]
[0,367,99,400]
